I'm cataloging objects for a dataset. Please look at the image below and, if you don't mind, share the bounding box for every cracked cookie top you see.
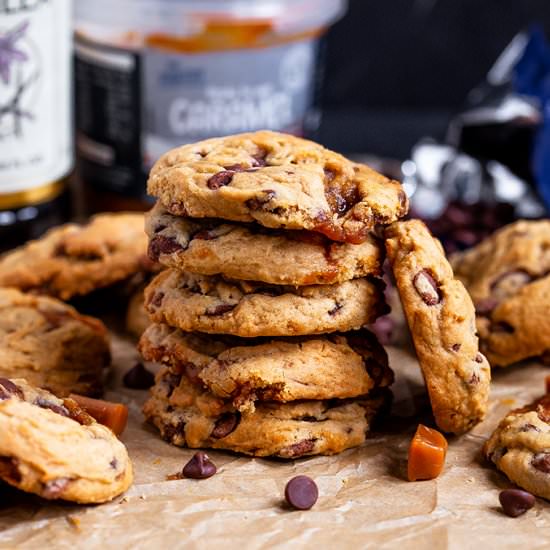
[147,131,408,244]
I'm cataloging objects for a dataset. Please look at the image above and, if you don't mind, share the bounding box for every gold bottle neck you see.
[0,179,66,210]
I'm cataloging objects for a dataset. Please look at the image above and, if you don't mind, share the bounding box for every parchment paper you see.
[2,331,550,550]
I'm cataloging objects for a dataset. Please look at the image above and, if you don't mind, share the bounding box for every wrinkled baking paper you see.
[2,332,550,550]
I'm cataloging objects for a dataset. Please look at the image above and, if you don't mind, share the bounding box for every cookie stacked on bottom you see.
[139,130,408,458]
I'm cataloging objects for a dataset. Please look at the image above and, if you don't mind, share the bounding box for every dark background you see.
[319,0,550,158]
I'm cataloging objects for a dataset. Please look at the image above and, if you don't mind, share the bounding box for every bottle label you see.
[74,35,318,198]
[0,0,72,196]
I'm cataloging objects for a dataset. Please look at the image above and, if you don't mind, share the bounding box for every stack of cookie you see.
[139,130,409,458]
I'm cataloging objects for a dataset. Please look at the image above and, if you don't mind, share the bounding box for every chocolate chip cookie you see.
[484,393,550,500]
[143,367,389,458]
[385,220,491,434]
[0,288,110,397]
[146,202,383,286]
[451,220,550,367]
[0,212,148,300]
[144,269,387,337]
[147,131,408,244]
[139,323,393,413]
[0,378,133,503]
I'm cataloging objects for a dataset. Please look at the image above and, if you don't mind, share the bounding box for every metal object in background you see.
[405,140,545,252]
[400,30,549,253]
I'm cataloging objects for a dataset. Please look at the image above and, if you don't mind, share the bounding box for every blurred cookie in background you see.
[0,288,110,397]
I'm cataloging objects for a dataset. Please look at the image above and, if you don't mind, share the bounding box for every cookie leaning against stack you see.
[140,130,408,457]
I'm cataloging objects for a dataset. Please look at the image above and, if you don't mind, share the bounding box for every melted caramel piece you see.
[407,424,448,481]
[69,394,128,436]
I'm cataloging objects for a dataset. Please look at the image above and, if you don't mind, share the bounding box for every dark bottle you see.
[0,1,73,252]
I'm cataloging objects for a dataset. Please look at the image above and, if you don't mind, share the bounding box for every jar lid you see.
[75,0,347,36]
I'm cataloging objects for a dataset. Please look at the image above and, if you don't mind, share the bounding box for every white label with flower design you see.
[0,0,72,193]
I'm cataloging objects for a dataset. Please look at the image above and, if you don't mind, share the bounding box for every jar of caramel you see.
[73,0,346,212]
[0,1,73,251]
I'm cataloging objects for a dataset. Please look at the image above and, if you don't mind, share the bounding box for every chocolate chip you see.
[324,168,336,182]
[519,423,540,432]
[499,489,535,517]
[224,163,246,172]
[251,149,268,167]
[284,475,318,510]
[123,363,155,389]
[207,171,234,189]
[211,412,240,439]
[0,378,23,400]
[295,415,319,422]
[110,458,118,470]
[325,183,358,217]
[475,353,484,363]
[149,291,164,308]
[42,478,70,499]
[34,397,70,417]
[40,310,72,331]
[491,321,515,334]
[164,373,182,398]
[369,316,394,346]
[413,270,441,306]
[182,362,202,384]
[162,421,186,442]
[193,229,218,241]
[476,298,499,316]
[469,372,480,384]
[280,438,316,458]
[532,453,550,473]
[204,304,237,316]
[491,270,532,300]
[256,286,285,297]
[246,190,276,211]
[168,202,188,216]
[148,236,183,261]
[328,302,343,316]
[451,344,461,352]
[182,451,217,479]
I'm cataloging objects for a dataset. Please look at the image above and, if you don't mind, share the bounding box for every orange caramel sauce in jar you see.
[73,0,346,211]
